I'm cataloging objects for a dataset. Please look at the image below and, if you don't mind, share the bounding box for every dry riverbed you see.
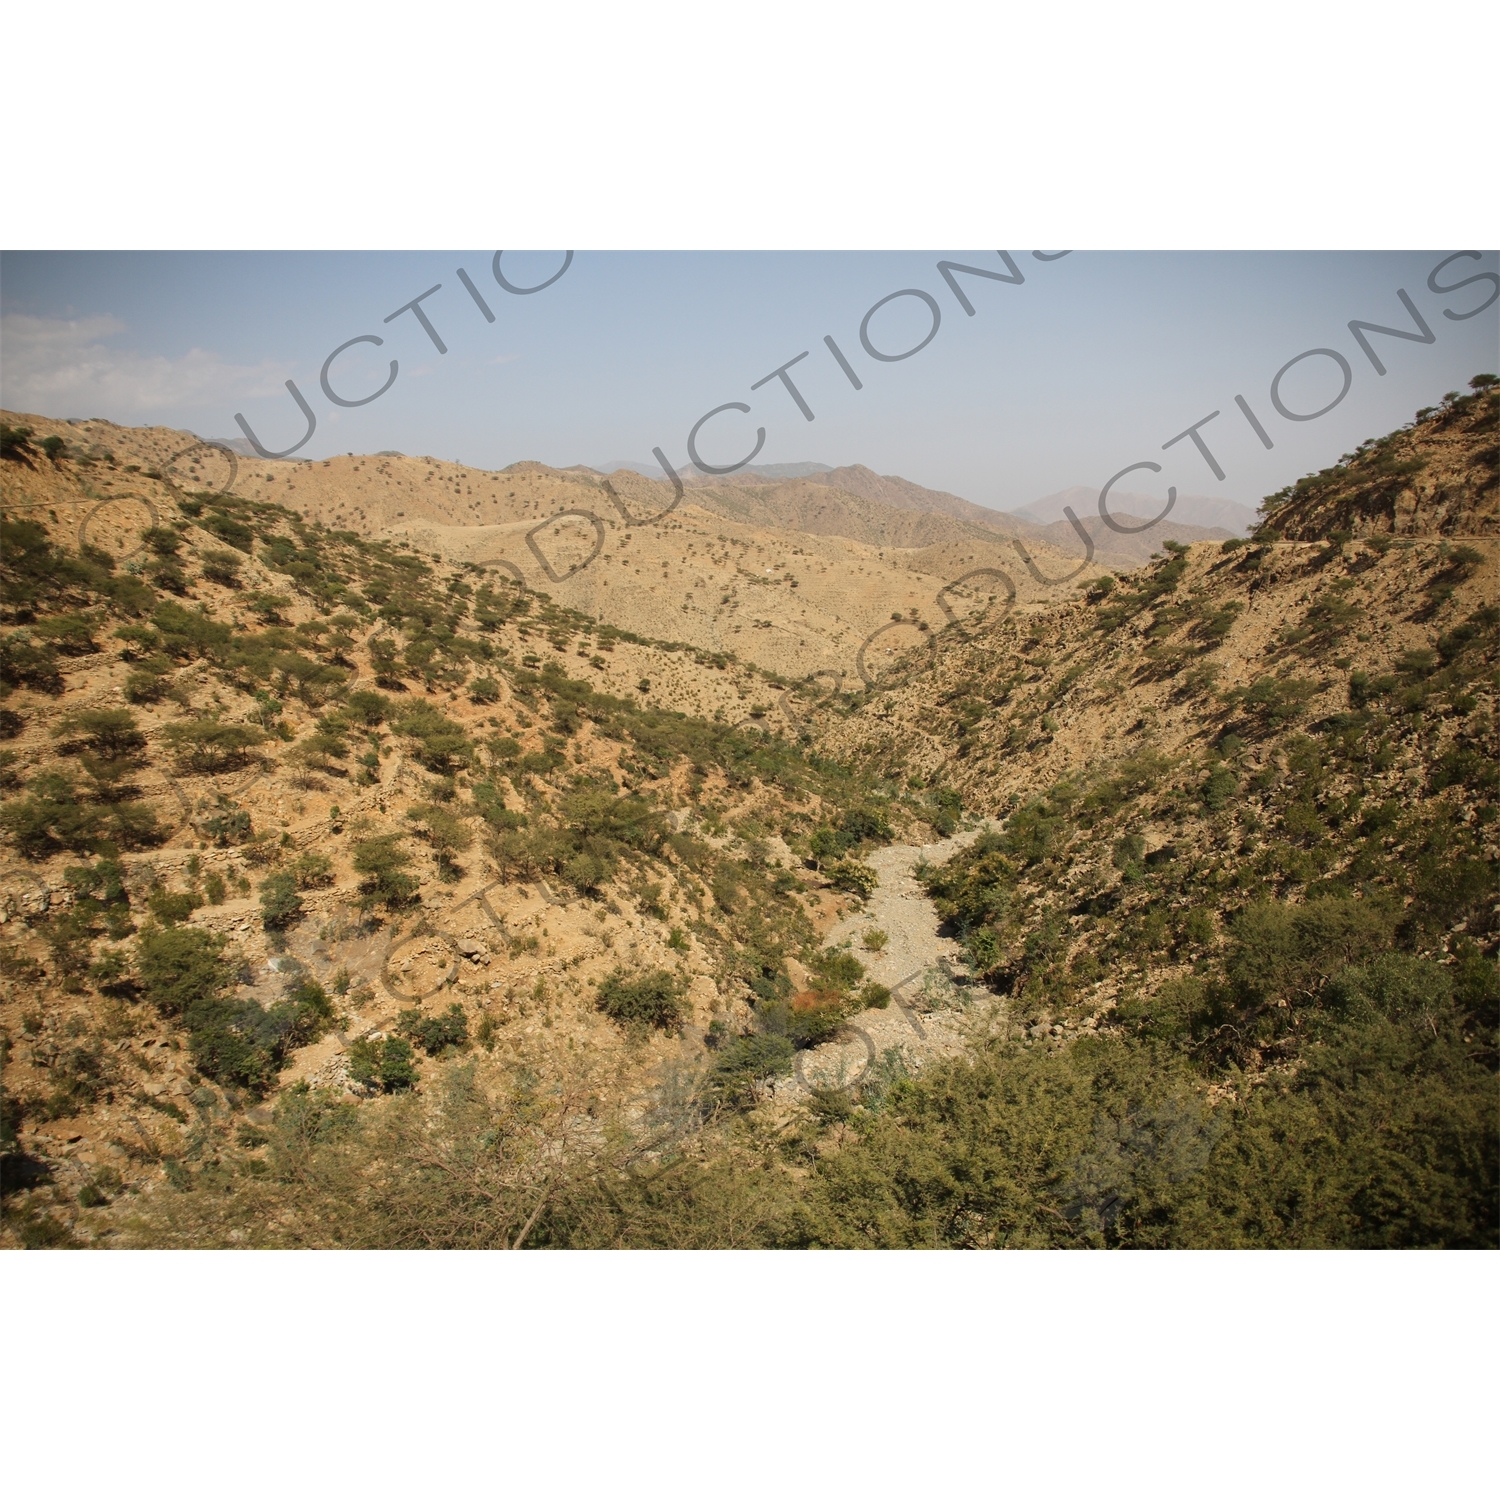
[773,823,1002,1098]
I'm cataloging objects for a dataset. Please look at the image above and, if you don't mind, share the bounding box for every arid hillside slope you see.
[813,381,1499,797]
[1262,384,1500,541]
[0,411,1126,687]
[0,416,980,1245]
[0,412,1229,675]
[805,380,1497,1064]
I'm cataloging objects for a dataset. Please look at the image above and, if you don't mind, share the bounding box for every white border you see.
[1,2,1496,249]
[3,1250,1495,1494]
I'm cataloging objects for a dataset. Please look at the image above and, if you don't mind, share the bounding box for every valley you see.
[1,377,1495,1249]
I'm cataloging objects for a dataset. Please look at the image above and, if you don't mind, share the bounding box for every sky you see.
[2,250,1496,515]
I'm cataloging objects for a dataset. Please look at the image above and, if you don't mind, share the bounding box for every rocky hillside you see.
[0,411,1229,680]
[1261,376,1499,541]
[0,413,1118,687]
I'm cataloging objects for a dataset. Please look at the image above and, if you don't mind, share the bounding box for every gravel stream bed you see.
[773,822,1001,1097]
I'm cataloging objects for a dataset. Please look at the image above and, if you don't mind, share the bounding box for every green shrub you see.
[392,703,473,773]
[964,925,1003,972]
[1201,765,1238,811]
[199,549,244,586]
[806,947,865,993]
[827,858,878,898]
[928,787,963,835]
[258,871,303,928]
[124,662,173,703]
[1179,909,1216,949]
[471,781,526,830]
[135,924,331,1091]
[399,1003,470,1055]
[0,633,63,695]
[708,1033,795,1102]
[345,689,393,725]
[1112,833,1146,876]
[200,512,254,552]
[147,888,203,926]
[0,770,163,857]
[151,601,232,659]
[406,802,474,877]
[142,526,182,558]
[1,516,110,612]
[921,832,1018,930]
[810,804,895,865]
[77,1166,121,1208]
[777,992,845,1047]
[1,423,36,460]
[203,807,253,845]
[33,613,101,655]
[596,968,685,1031]
[289,851,333,888]
[10,1207,79,1248]
[286,732,347,778]
[1227,897,1397,1008]
[1116,976,1208,1043]
[246,591,291,622]
[347,1035,418,1091]
[1234,676,1319,726]
[136,925,233,1019]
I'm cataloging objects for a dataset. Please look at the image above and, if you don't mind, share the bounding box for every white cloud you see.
[0,313,293,420]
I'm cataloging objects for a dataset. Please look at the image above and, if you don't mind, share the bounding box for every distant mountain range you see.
[210,438,1260,538]
[593,459,835,481]
[666,462,1239,571]
[1009,486,1259,536]
[203,436,276,459]
[600,461,1260,537]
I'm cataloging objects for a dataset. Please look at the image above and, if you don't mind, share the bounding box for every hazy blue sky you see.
[3,250,1495,513]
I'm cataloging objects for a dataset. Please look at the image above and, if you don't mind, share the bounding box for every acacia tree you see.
[162,719,267,773]
[352,833,419,909]
[54,708,146,761]
[406,802,474,879]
